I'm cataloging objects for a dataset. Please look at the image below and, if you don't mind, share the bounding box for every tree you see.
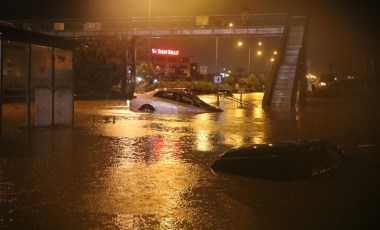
[73,39,121,94]
[137,62,157,83]
[237,74,263,91]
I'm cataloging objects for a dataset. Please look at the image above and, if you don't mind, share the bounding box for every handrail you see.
[222,96,256,108]
[262,16,290,107]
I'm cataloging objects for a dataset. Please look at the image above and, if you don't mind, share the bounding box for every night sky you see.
[1,0,379,76]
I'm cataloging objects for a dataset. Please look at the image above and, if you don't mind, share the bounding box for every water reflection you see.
[263,107,298,141]
[81,94,301,153]
[1,92,379,229]
[149,136,181,162]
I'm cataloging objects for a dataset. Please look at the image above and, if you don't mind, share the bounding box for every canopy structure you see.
[0,24,76,135]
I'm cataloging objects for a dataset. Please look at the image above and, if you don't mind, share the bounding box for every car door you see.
[153,91,176,113]
[176,93,201,113]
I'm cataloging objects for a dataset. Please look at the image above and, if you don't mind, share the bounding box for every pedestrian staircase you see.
[262,17,308,107]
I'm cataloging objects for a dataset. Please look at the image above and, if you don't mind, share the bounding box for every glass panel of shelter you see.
[1,41,29,135]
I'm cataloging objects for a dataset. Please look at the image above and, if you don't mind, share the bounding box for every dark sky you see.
[1,0,379,76]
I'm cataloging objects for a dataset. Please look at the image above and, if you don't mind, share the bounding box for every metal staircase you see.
[262,17,308,107]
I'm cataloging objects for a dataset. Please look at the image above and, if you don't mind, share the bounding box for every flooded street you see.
[1,92,380,229]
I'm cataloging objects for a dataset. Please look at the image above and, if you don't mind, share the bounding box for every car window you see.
[154,91,176,101]
[192,95,209,106]
[324,145,346,165]
[178,94,198,106]
[309,146,335,175]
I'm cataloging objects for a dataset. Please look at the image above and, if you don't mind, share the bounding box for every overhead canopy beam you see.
[42,26,284,38]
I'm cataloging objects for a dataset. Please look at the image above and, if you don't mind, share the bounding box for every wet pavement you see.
[1,92,380,229]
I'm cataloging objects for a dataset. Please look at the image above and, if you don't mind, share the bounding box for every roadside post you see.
[238,88,246,107]
[212,74,223,106]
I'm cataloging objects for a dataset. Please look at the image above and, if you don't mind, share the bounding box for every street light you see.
[270,50,277,62]
[237,41,251,74]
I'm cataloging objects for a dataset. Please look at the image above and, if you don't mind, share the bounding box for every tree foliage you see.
[238,74,263,90]
[137,62,157,83]
[73,39,121,94]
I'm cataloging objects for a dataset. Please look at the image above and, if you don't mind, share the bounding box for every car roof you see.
[220,140,340,158]
[153,88,192,94]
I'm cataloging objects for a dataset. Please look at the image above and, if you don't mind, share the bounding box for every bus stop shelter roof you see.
[0,23,76,50]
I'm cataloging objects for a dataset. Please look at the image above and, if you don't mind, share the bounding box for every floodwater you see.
[1,92,380,229]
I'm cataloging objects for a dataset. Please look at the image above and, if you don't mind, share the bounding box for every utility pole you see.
[374,29,377,87]
[215,36,219,73]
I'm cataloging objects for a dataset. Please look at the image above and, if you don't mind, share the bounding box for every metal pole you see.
[51,48,55,127]
[374,30,377,87]
[148,0,151,76]
[215,36,219,73]
[27,44,32,131]
[0,35,2,134]
[148,0,151,28]
[216,84,220,106]
[248,46,251,74]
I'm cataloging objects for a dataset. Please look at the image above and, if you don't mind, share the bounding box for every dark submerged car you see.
[217,89,233,97]
[210,140,348,180]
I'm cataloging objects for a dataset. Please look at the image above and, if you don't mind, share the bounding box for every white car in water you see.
[130,88,223,114]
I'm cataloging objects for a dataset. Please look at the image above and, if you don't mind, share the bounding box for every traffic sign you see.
[212,74,223,84]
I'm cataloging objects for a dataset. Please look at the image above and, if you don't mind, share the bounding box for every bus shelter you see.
[0,24,75,136]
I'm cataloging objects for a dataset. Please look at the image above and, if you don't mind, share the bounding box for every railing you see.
[220,95,256,108]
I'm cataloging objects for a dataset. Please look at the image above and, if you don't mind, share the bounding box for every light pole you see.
[148,0,151,28]
[215,36,219,73]
[147,0,151,77]
[248,46,251,74]
[237,41,251,74]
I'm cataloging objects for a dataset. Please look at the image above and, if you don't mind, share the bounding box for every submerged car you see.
[172,88,192,94]
[217,89,233,97]
[210,140,348,180]
[130,88,223,114]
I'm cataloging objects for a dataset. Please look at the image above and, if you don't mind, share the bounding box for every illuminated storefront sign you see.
[151,48,179,56]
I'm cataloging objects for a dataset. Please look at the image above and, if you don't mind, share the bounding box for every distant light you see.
[320,82,327,86]
[257,50,262,56]
[126,100,130,108]
[237,41,243,46]
[229,22,234,27]
[270,57,275,62]
[306,73,317,79]
[258,41,262,46]
[273,51,277,55]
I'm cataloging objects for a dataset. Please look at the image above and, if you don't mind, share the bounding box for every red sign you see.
[151,48,179,56]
